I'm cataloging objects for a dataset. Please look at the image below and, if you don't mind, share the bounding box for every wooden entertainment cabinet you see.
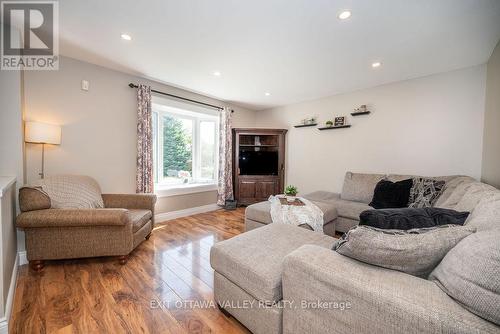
[233,128,287,205]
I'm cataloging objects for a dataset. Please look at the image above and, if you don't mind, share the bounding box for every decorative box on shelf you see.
[351,104,371,116]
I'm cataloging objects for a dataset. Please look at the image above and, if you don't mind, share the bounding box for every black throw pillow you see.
[359,207,470,230]
[369,179,413,209]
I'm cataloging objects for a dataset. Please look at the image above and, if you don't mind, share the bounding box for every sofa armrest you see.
[16,209,130,228]
[282,245,498,334]
[101,193,157,211]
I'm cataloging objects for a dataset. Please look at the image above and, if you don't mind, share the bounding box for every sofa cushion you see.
[408,178,445,208]
[19,187,51,212]
[334,225,475,277]
[436,180,477,209]
[210,224,336,303]
[284,245,500,334]
[128,209,152,233]
[369,179,413,209]
[359,208,469,230]
[336,200,373,220]
[341,172,386,204]
[302,191,341,203]
[453,182,498,212]
[429,229,500,325]
[303,191,373,220]
[245,200,338,225]
[464,193,500,232]
[245,201,272,224]
[335,217,359,233]
[434,176,475,208]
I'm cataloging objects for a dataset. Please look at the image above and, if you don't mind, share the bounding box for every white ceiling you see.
[56,0,500,110]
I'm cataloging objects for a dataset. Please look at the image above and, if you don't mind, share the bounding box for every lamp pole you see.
[39,143,45,179]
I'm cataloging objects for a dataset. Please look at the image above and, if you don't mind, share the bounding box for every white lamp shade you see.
[25,121,61,145]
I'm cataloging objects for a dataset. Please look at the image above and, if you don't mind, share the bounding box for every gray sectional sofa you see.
[211,173,500,334]
[245,172,474,234]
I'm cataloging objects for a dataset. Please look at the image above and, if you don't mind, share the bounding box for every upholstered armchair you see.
[16,186,156,271]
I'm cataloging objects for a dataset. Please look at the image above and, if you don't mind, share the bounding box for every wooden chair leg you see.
[145,232,152,240]
[30,260,44,272]
[118,255,129,265]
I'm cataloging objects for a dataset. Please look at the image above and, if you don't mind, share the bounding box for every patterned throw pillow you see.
[408,178,445,208]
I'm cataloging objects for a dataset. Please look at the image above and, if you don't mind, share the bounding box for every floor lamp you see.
[25,121,62,179]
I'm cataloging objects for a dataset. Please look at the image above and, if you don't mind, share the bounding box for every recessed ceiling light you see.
[121,34,132,41]
[372,62,381,68]
[213,71,221,77]
[338,10,351,20]
[264,92,271,96]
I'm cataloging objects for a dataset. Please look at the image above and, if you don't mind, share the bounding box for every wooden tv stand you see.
[232,128,287,205]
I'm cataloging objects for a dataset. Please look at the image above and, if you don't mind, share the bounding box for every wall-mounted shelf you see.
[350,111,371,116]
[239,144,278,147]
[293,123,317,128]
[318,125,351,130]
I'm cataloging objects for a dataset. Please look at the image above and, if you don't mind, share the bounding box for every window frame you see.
[152,102,219,196]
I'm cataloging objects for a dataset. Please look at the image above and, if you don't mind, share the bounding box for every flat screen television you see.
[239,151,278,175]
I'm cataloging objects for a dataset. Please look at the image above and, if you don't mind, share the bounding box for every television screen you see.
[239,151,278,175]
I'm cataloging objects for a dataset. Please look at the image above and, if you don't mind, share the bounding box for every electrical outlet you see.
[81,80,89,91]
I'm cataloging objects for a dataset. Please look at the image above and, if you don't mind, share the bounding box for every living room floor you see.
[10,208,249,334]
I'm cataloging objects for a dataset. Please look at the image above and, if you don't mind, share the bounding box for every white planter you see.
[286,195,296,202]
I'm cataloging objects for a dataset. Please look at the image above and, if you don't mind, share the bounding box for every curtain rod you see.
[128,83,233,112]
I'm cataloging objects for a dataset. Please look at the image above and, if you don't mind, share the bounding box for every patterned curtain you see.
[217,107,234,206]
[135,84,154,193]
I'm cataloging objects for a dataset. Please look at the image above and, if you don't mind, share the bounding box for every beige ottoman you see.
[245,200,338,236]
[210,224,336,334]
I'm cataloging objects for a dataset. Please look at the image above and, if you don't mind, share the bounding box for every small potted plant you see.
[284,185,298,202]
[325,120,333,127]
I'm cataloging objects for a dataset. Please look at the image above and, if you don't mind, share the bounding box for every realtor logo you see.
[1,0,59,70]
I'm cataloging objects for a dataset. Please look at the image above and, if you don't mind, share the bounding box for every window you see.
[152,97,219,193]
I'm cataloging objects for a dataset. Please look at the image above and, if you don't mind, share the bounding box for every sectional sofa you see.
[245,172,474,234]
[211,173,500,334]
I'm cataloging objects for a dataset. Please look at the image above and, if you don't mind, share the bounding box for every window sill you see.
[155,183,218,198]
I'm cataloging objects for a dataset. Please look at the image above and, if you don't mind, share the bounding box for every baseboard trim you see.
[0,253,20,333]
[155,203,220,223]
[18,251,27,266]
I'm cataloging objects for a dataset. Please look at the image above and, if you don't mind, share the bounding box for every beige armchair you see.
[16,187,156,271]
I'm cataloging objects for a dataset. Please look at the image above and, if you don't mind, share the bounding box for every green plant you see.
[284,185,298,196]
[325,120,333,127]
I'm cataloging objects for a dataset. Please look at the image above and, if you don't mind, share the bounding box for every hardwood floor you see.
[10,208,250,334]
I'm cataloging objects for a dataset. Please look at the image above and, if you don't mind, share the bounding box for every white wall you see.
[0,64,23,258]
[24,56,256,213]
[0,51,24,185]
[482,41,500,188]
[255,66,486,195]
[0,25,23,326]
